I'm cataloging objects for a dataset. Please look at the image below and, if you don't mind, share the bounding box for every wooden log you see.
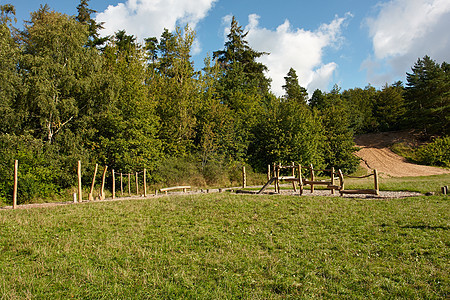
[273,163,277,192]
[267,164,271,181]
[338,169,344,191]
[291,162,297,192]
[331,167,335,195]
[135,172,139,195]
[277,163,281,193]
[112,169,115,199]
[374,169,379,195]
[89,164,98,201]
[310,164,314,193]
[257,177,276,194]
[13,160,18,209]
[128,173,131,195]
[159,186,191,193]
[340,189,378,195]
[143,168,147,197]
[77,160,82,203]
[242,166,246,188]
[298,164,303,195]
[120,173,123,196]
[100,165,108,200]
[303,180,334,185]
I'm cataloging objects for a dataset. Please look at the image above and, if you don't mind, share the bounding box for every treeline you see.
[0,2,448,203]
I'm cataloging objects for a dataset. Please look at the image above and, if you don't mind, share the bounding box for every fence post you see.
[242,166,246,188]
[112,169,115,199]
[77,160,82,202]
[100,166,108,200]
[298,164,303,195]
[128,173,131,195]
[89,164,98,201]
[143,169,147,197]
[120,173,123,196]
[310,164,314,193]
[331,167,335,195]
[292,162,297,192]
[374,169,379,195]
[273,163,277,192]
[13,160,18,209]
[267,164,271,181]
[135,172,139,195]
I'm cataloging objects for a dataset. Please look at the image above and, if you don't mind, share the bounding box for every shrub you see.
[416,136,450,167]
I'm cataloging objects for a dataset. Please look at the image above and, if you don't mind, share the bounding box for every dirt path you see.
[354,131,450,177]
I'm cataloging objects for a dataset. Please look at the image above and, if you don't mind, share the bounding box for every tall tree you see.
[282,67,308,104]
[405,56,450,134]
[75,0,108,48]
[19,5,94,143]
[0,4,21,134]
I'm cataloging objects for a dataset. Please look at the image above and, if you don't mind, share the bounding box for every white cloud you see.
[95,0,217,44]
[234,13,351,96]
[364,0,450,85]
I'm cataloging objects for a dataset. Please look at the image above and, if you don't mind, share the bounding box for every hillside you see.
[354,131,450,177]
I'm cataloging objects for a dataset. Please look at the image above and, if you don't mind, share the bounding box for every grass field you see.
[1,193,448,299]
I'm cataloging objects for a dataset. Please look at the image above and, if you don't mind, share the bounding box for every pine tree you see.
[282,67,308,105]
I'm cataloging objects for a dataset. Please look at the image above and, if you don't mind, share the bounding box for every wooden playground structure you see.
[256,163,379,196]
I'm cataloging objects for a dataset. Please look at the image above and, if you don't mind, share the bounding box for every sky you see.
[9,0,450,96]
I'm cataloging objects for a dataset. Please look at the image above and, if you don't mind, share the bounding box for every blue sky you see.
[10,0,450,96]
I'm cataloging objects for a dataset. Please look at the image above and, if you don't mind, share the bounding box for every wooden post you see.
[242,166,246,188]
[267,164,271,181]
[298,164,303,195]
[89,164,98,201]
[292,162,297,192]
[128,173,131,195]
[277,163,281,193]
[331,167,335,195]
[338,169,345,192]
[112,169,115,199]
[374,169,379,195]
[120,173,123,196]
[310,164,314,193]
[135,172,139,195]
[100,166,108,200]
[77,160,82,203]
[273,164,278,193]
[143,169,147,197]
[13,160,18,209]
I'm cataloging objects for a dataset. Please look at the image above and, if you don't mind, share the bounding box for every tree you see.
[75,0,108,48]
[405,55,450,134]
[373,82,405,131]
[96,30,161,172]
[282,67,308,104]
[0,4,21,134]
[19,6,94,144]
[213,16,271,100]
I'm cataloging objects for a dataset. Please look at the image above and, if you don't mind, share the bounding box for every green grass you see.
[1,193,448,299]
[345,173,450,194]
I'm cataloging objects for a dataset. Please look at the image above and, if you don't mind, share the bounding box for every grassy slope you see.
[1,194,448,299]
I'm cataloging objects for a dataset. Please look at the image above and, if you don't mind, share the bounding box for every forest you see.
[0,2,449,204]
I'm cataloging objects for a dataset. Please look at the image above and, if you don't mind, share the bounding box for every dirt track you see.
[354,131,450,177]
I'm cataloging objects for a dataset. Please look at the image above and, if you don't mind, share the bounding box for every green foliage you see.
[406,56,450,134]
[3,5,448,203]
[0,135,62,204]
[416,136,450,167]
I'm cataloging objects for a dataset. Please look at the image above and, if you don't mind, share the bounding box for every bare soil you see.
[354,131,450,177]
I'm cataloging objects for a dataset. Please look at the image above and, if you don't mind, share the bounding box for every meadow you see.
[0,192,448,299]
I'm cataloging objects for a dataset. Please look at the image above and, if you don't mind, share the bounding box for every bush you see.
[416,136,450,167]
